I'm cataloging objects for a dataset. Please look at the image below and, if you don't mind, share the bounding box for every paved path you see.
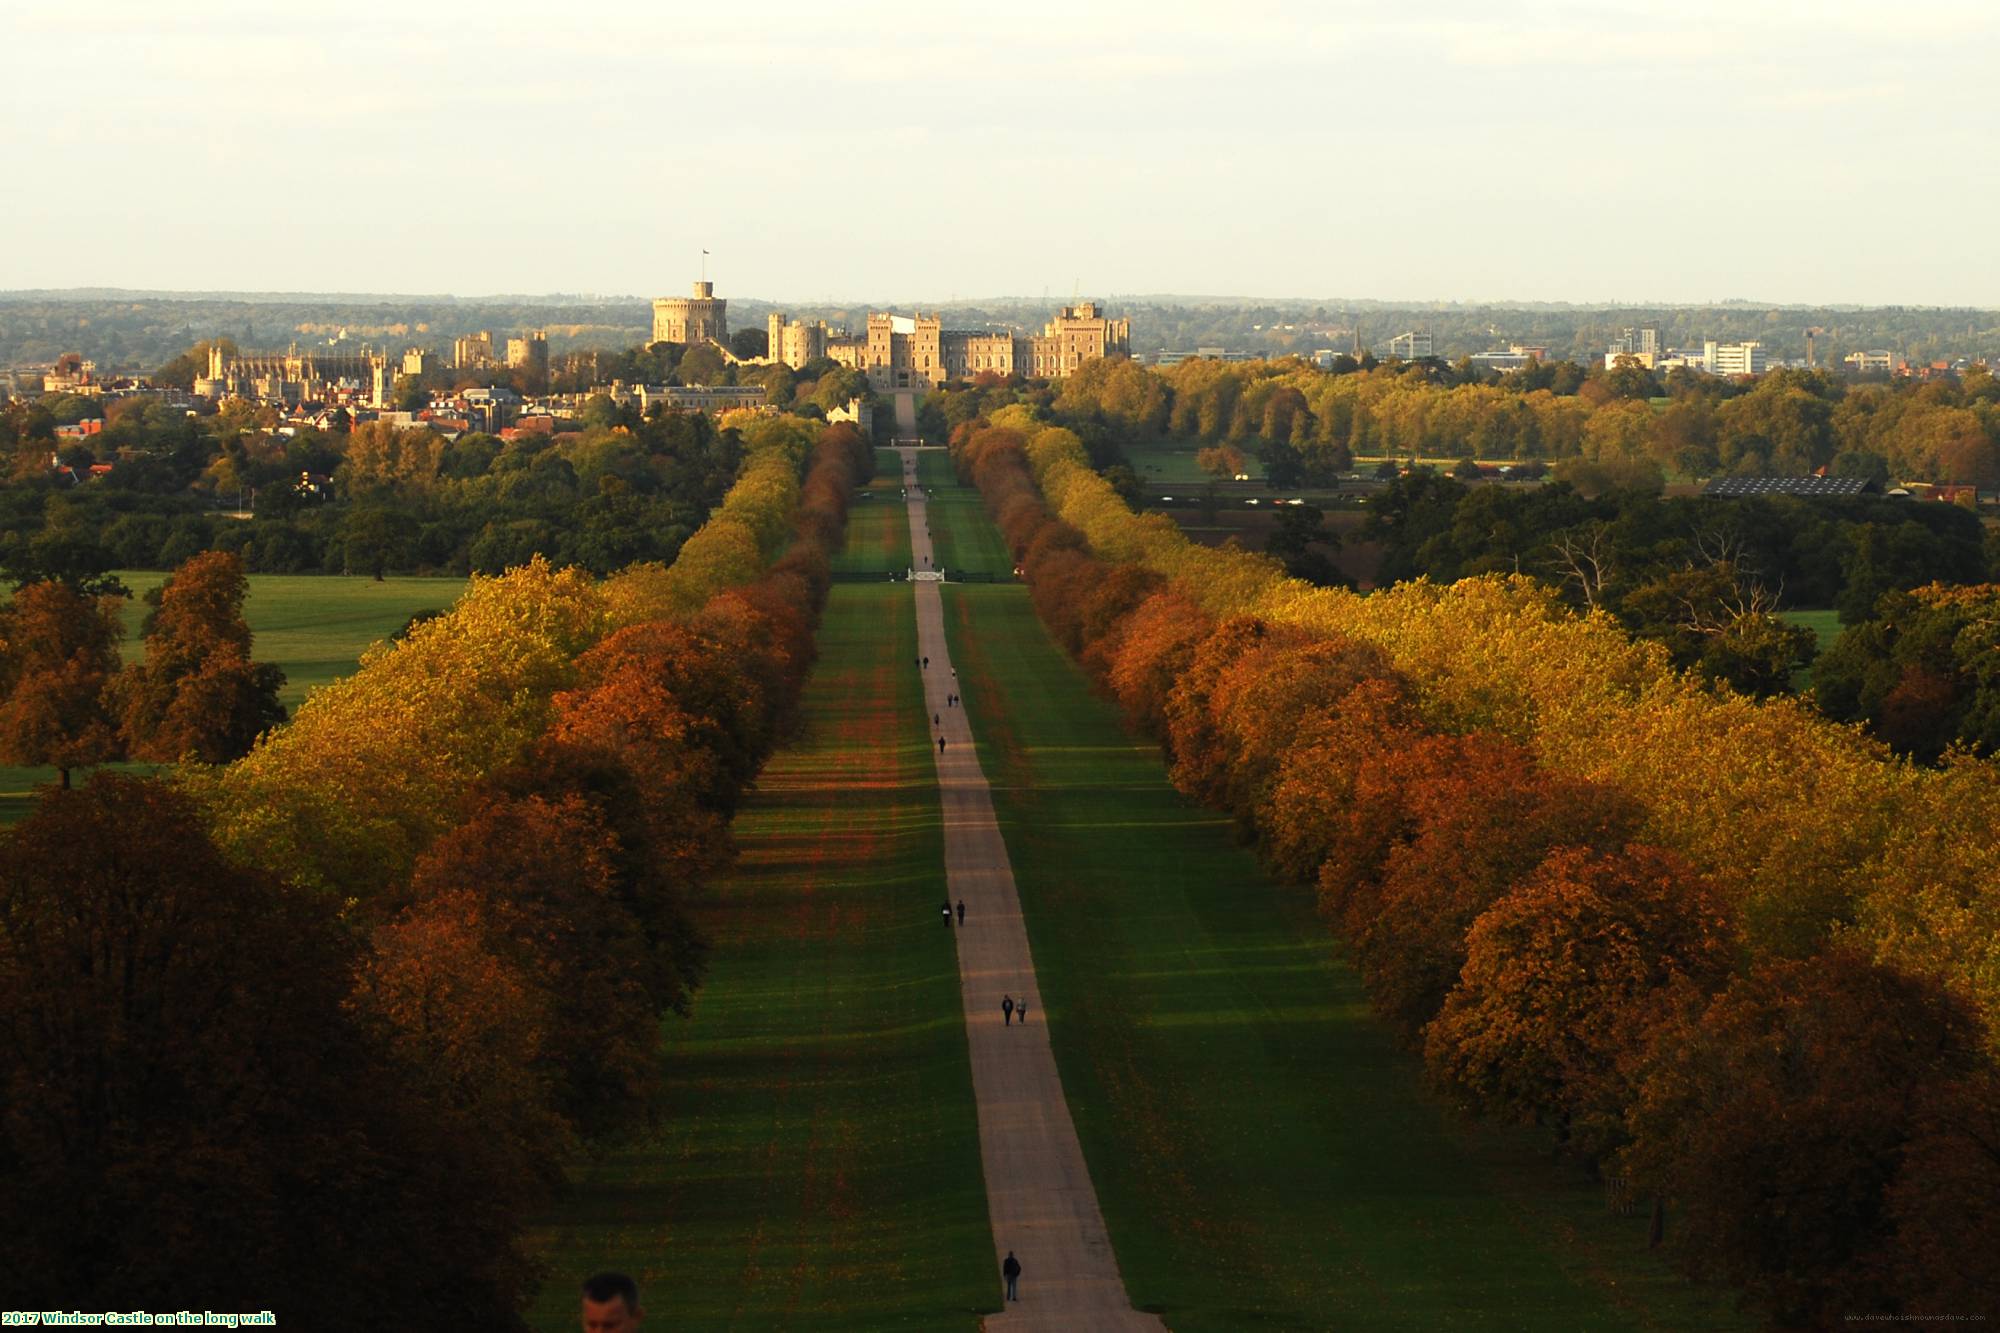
[898,448,1164,1332]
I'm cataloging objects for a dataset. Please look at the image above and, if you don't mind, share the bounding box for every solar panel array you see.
[1701,476,1874,498]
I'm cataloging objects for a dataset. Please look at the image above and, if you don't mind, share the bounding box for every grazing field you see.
[938,584,1748,1321]
[916,450,1012,577]
[0,571,462,822]
[523,583,994,1331]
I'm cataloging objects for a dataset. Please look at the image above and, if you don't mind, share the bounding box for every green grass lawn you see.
[1782,608,1844,654]
[523,583,994,1331]
[936,561,1749,1323]
[915,451,1012,578]
[1125,437,1265,485]
[0,571,463,822]
[836,451,913,574]
[1781,609,1845,690]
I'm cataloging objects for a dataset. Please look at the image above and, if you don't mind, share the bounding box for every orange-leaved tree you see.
[406,792,665,1138]
[118,550,286,763]
[0,578,124,787]
[1619,951,1986,1326]
[1424,843,1735,1152]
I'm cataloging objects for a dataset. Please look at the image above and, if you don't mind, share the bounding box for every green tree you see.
[341,505,415,580]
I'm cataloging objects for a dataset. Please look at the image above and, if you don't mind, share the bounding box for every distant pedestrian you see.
[923,655,930,669]
[938,736,947,753]
[1002,995,1014,1026]
[934,712,940,726]
[941,901,952,926]
[1017,998,1029,1024]
[1003,1251,1021,1302]
[956,900,965,925]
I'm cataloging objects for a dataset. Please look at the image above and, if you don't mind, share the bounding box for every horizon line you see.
[2,287,1995,314]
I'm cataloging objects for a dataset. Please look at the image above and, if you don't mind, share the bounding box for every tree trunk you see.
[58,766,71,790]
[1648,1194,1665,1249]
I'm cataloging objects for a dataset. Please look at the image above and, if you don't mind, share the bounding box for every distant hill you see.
[3,290,1996,373]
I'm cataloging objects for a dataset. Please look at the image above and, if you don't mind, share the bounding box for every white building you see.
[1704,340,1767,376]
[1387,331,1433,359]
[1844,349,1900,375]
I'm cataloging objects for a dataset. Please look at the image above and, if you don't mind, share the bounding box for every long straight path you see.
[899,447,1163,1332]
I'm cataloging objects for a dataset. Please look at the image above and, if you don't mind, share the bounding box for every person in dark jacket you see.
[1002,1251,1021,1301]
[1002,995,1014,1026]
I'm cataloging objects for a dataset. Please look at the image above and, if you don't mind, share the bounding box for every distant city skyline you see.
[6,0,1996,307]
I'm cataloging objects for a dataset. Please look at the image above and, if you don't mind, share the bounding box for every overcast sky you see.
[5,0,1994,306]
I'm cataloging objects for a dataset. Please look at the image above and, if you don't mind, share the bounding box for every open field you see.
[1125,436,1266,485]
[837,449,914,574]
[933,459,1750,1328]
[1781,608,1846,690]
[0,571,463,822]
[1783,608,1845,654]
[523,582,994,1331]
[917,450,1013,577]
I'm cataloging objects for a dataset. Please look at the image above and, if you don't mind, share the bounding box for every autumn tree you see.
[1105,590,1215,735]
[1196,445,1245,479]
[118,550,286,763]
[0,578,124,786]
[0,775,540,1326]
[352,888,573,1204]
[1620,951,1984,1326]
[1259,678,1421,885]
[1424,844,1735,1154]
[1883,1063,2000,1317]
[406,792,672,1136]
[1358,765,1643,1043]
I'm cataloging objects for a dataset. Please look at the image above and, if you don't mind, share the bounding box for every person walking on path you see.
[934,712,940,726]
[938,736,947,754]
[956,899,965,925]
[922,655,930,669]
[1003,1251,1022,1302]
[1017,997,1029,1024]
[941,901,952,926]
[1002,995,1014,1026]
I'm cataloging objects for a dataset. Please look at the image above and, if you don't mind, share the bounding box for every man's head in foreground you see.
[581,1271,643,1332]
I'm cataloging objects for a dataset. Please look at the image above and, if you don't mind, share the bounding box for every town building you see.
[630,383,767,414]
[1604,328,1660,369]
[1844,349,1900,375]
[42,352,100,395]
[196,342,385,406]
[402,348,438,378]
[1704,340,1767,376]
[1386,331,1433,360]
[1472,343,1550,373]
